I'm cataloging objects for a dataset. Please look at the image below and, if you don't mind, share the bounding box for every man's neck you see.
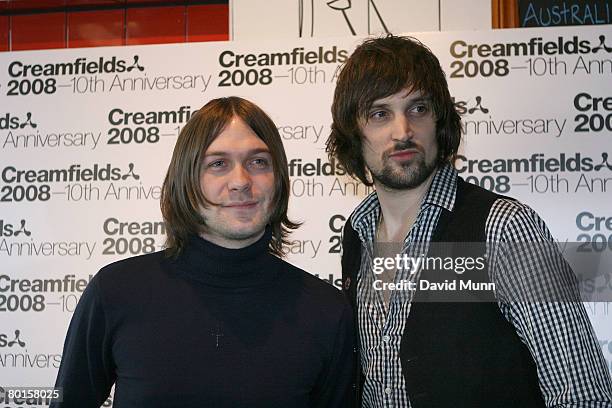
[198,229,265,250]
[375,170,436,243]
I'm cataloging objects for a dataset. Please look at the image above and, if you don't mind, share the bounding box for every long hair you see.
[326,34,462,186]
[161,96,299,257]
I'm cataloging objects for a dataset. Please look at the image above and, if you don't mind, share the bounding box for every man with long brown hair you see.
[51,96,354,408]
[327,35,612,407]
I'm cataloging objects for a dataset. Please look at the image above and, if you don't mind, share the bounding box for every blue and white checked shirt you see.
[351,164,612,408]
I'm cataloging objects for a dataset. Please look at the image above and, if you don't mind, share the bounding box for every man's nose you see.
[228,165,251,191]
[391,114,414,141]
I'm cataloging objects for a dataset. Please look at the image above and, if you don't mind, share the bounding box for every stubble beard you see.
[199,201,272,246]
[369,154,437,190]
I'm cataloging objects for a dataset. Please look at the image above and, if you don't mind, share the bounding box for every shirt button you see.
[382,335,390,342]
[384,387,392,395]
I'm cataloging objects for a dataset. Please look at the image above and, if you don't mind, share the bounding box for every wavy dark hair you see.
[326,34,462,186]
[161,96,299,257]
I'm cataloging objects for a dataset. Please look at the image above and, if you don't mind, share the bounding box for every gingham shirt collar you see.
[350,164,457,241]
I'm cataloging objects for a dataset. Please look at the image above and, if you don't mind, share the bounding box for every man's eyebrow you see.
[410,96,432,103]
[369,101,390,109]
[401,96,432,106]
[204,147,271,157]
[369,95,432,110]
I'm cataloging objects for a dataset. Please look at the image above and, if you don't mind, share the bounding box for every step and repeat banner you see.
[0,25,611,406]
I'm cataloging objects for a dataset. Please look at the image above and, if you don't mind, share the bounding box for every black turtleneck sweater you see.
[51,231,354,408]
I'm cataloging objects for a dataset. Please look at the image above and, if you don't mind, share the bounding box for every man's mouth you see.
[389,149,419,160]
[223,201,258,209]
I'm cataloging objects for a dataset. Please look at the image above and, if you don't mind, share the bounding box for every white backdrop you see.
[0,25,611,406]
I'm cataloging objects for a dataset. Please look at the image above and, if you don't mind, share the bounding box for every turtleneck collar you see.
[168,227,281,288]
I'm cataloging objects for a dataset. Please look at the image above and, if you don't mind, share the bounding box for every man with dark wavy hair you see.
[52,97,354,408]
[327,35,612,407]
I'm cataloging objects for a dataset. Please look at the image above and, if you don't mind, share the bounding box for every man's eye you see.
[250,158,270,168]
[411,104,429,115]
[369,110,388,121]
[208,160,226,168]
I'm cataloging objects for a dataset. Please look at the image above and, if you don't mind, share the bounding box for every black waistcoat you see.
[341,177,545,408]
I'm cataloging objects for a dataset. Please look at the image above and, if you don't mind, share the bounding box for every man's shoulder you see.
[455,178,551,241]
[488,196,540,224]
[275,258,345,307]
[458,177,536,222]
[487,196,553,242]
[98,250,165,273]
[94,250,167,290]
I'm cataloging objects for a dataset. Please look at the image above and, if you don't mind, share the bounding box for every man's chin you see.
[374,164,436,190]
[224,223,267,241]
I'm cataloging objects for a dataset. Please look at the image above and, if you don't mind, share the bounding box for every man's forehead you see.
[203,144,270,157]
[371,88,428,105]
[204,117,270,156]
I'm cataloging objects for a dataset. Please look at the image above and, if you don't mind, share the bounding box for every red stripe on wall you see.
[188,4,229,42]
[12,12,66,51]
[68,9,125,48]
[0,16,9,51]
[126,6,185,45]
[1,3,229,51]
